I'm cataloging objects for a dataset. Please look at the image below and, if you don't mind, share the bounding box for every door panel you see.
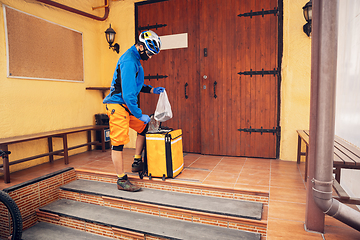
[235,0,279,158]
[136,0,280,158]
[199,0,231,155]
[136,0,201,153]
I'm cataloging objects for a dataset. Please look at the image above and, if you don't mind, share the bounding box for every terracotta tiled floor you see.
[1,149,360,239]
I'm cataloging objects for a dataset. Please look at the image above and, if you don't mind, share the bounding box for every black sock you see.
[118,174,128,181]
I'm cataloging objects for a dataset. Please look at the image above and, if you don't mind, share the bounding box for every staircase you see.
[18,168,268,240]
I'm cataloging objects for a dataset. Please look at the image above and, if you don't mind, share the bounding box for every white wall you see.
[335,0,360,207]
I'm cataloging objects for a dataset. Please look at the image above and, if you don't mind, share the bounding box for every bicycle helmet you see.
[139,30,161,55]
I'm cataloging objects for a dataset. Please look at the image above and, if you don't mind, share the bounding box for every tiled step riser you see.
[136,181,268,204]
[59,189,267,236]
[0,206,11,239]
[76,170,269,204]
[36,210,165,240]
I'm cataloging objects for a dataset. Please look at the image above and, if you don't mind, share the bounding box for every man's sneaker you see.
[132,158,143,172]
[117,178,141,192]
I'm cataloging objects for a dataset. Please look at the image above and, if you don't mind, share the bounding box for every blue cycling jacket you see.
[103,45,152,119]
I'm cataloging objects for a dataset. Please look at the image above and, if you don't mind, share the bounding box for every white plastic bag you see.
[154,90,173,122]
[148,115,160,132]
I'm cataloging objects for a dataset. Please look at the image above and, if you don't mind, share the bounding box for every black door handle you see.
[214,81,217,99]
[185,82,188,99]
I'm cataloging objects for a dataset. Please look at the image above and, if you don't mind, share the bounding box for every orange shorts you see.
[106,104,147,146]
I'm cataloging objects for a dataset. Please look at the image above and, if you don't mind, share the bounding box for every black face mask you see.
[139,50,149,61]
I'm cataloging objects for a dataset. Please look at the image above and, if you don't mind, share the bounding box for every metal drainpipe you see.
[35,0,109,21]
[311,0,360,231]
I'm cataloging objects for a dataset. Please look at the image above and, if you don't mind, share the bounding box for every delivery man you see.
[103,30,164,191]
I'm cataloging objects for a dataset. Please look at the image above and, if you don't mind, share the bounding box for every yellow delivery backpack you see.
[145,129,184,179]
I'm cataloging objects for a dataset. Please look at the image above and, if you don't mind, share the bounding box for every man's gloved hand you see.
[153,87,165,94]
[139,114,150,124]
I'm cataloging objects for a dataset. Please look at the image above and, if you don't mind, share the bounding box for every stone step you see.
[75,169,269,205]
[22,222,112,240]
[60,179,263,220]
[38,199,261,240]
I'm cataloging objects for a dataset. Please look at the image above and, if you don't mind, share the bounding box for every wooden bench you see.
[0,125,109,183]
[297,130,360,205]
[296,130,310,181]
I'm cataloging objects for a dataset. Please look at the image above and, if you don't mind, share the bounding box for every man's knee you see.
[138,124,149,136]
[112,145,124,151]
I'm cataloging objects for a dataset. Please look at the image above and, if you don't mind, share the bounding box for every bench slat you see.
[333,152,346,166]
[304,130,310,137]
[334,136,360,163]
[334,142,359,166]
[334,147,356,166]
[297,130,309,146]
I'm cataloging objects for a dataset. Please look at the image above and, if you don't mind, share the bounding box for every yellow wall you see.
[0,0,140,173]
[280,0,311,161]
[0,0,311,175]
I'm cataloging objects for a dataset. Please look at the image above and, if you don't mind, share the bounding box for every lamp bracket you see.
[238,7,278,18]
[303,22,311,37]
[110,43,119,54]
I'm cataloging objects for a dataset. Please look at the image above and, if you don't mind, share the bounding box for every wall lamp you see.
[303,0,312,37]
[105,24,119,54]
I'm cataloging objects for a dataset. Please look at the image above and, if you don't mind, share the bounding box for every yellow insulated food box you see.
[145,129,184,178]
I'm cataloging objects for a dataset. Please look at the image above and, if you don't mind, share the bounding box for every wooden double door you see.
[136,0,281,158]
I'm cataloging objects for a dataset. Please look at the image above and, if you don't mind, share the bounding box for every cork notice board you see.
[4,6,84,81]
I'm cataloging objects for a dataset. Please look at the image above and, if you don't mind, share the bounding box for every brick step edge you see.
[59,188,268,237]
[35,209,163,240]
[75,169,269,204]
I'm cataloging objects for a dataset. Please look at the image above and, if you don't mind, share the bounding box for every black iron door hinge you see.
[238,7,278,18]
[138,23,167,31]
[238,126,281,135]
[144,74,168,81]
[238,68,279,77]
